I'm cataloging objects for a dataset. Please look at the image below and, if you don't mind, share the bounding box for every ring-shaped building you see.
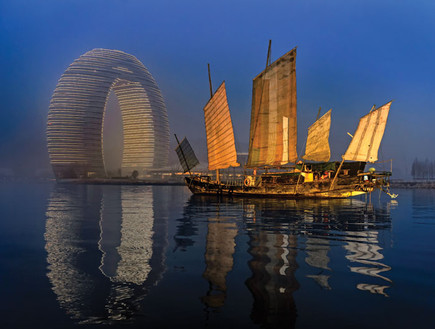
[47,48,169,179]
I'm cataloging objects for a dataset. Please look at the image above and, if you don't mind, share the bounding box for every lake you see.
[0,182,434,328]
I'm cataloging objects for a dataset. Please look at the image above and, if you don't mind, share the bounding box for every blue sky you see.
[1,0,434,177]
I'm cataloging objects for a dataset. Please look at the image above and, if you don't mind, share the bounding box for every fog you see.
[102,91,123,175]
[1,0,435,180]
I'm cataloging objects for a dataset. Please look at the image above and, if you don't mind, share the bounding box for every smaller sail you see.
[203,82,240,171]
[303,109,331,162]
[343,102,392,163]
[175,137,199,173]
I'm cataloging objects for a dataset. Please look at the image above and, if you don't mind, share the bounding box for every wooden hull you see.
[184,176,387,199]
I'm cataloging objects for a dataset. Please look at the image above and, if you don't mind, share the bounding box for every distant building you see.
[47,48,169,179]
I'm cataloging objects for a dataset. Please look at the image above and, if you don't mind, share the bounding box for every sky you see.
[1,0,435,178]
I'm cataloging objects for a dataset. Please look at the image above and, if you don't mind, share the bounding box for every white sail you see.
[343,102,391,163]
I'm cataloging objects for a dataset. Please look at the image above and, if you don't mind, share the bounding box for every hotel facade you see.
[47,48,169,179]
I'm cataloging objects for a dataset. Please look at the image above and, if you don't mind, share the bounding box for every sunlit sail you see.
[303,109,331,162]
[203,81,240,171]
[182,43,395,199]
[247,47,297,167]
[343,102,392,163]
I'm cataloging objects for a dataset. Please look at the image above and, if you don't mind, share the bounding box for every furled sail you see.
[343,101,392,163]
[175,137,199,173]
[303,109,332,162]
[203,82,240,171]
[247,47,297,167]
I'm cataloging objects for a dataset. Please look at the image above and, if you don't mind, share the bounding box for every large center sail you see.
[247,47,297,168]
[203,81,240,171]
[303,109,332,162]
[343,101,392,163]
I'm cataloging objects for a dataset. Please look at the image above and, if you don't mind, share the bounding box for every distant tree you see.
[417,158,423,179]
[410,158,435,180]
[411,158,417,179]
[418,159,423,179]
[430,161,434,179]
[417,159,423,179]
[132,170,139,179]
[424,158,430,180]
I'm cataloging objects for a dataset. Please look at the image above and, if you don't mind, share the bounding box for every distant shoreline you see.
[390,180,435,189]
[57,178,186,186]
[52,178,435,189]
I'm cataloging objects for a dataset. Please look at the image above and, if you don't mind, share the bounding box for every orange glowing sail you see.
[203,82,240,171]
[343,102,392,163]
[247,47,297,167]
[303,109,332,162]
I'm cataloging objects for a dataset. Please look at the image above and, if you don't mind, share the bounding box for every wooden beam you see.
[207,63,213,99]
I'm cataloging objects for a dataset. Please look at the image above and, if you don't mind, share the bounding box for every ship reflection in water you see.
[201,217,237,308]
[44,185,394,327]
[299,200,393,296]
[182,195,393,328]
[44,185,168,324]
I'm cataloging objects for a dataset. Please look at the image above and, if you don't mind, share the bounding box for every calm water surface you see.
[0,182,434,328]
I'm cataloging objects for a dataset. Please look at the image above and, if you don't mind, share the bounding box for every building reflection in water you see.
[44,184,168,324]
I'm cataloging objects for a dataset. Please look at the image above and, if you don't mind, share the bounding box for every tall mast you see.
[266,39,272,67]
[207,63,220,184]
[248,40,272,171]
[208,63,213,99]
[316,107,321,120]
[329,157,345,190]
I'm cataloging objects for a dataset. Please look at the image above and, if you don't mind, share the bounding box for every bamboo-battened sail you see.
[343,101,392,163]
[175,137,199,173]
[303,109,332,162]
[247,48,297,167]
[203,82,240,171]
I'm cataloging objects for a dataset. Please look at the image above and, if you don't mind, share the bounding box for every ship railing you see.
[221,177,245,187]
